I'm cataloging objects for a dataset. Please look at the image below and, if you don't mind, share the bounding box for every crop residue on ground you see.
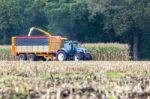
[0,61,150,98]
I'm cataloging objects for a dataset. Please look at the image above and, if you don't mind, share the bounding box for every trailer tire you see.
[56,51,67,61]
[27,54,37,61]
[17,54,27,61]
[74,53,84,61]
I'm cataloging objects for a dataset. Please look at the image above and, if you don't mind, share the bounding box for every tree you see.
[0,0,24,44]
[0,0,48,44]
[86,0,150,60]
[40,0,87,36]
[36,0,106,42]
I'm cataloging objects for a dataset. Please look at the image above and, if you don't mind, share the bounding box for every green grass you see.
[104,71,124,78]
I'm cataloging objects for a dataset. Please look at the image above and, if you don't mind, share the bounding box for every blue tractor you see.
[56,41,92,61]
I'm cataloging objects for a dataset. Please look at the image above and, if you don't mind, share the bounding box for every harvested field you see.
[0,61,150,99]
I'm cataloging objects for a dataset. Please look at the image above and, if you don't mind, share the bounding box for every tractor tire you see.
[74,53,84,61]
[17,54,27,61]
[85,53,92,60]
[56,51,67,61]
[27,54,37,61]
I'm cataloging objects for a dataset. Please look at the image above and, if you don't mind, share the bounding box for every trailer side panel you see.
[15,37,49,53]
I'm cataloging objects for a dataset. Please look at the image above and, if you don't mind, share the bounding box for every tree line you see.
[0,0,149,60]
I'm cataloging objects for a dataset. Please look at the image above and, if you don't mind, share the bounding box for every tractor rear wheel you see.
[56,51,67,61]
[27,54,37,61]
[85,53,92,60]
[74,53,84,61]
[17,54,27,61]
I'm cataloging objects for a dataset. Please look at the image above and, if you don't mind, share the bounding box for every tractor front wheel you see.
[85,53,92,60]
[56,51,67,61]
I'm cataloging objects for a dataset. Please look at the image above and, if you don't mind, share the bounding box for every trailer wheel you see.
[56,51,67,61]
[74,53,84,61]
[85,53,92,60]
[17,54,27,61]
[27,54,37,61]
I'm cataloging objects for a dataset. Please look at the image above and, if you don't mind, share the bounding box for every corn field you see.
[0,43,130,61]
[0,61,150,98]
[81,43,130,61]
[0,46,16,61]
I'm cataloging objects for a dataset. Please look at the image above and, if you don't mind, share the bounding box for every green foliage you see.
[0,0,48,44]
[41,0,89,37]
[87,0,150,35]
[86,0,150,60]
[0,0,24,44]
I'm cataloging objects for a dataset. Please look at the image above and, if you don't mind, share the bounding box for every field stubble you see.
[0,61,150,98]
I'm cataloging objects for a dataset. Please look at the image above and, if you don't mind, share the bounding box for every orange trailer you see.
[11,27,66,61]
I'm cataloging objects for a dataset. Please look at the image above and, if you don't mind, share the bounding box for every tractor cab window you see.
[63,42,72,51]
[72,43,78,48]
[62,41,79,52]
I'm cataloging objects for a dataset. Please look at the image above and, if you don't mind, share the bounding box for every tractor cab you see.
[62,41,79,53]
[56,41,92,61]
